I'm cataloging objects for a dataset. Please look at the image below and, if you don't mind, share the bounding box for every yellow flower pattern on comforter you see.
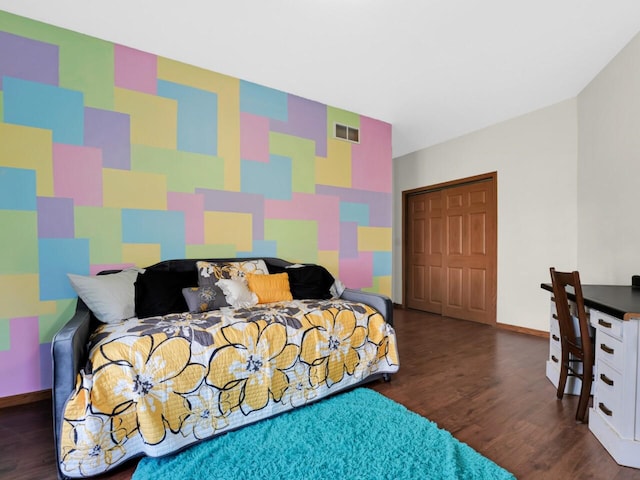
[59,299,399,478]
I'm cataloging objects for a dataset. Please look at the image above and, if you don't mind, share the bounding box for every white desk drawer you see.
[595,361,623,433]
[592,310,623,340]
[549,321,561,351]
[549,343,561,366]
[596,331,624,373]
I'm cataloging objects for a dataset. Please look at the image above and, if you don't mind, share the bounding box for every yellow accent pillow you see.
[246,272,293,304]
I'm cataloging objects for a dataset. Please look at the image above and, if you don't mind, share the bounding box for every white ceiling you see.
[2,0,640,157]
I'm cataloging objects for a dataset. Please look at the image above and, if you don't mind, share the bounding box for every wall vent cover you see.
[334,123,360,143]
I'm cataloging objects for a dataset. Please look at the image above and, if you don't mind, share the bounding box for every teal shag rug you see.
[133,388,515,480]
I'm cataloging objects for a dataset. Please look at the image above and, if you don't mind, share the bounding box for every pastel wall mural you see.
[0,10,392,399]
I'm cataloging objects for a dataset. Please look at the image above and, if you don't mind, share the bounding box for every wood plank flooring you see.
[2,307,640,479]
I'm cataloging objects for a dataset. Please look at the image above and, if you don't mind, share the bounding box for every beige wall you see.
[393,99,578,331]
[394,30,640,332]
[577,31,640,285]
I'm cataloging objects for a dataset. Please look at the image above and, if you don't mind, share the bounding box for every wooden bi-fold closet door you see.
[404,173,497,325]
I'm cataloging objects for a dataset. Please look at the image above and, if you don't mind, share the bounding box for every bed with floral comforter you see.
[58,298,399,478]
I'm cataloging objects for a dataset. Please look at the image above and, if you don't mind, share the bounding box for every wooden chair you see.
[549,267,595,423]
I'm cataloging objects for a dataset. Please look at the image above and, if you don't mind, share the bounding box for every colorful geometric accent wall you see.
[0,11,392,399]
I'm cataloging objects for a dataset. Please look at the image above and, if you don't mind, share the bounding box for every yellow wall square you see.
[103,169,167,210]
[318,250,340,278]
[114,87,177,149]
[315,139,351,188]
[0,274,56,318]
[0,123,53,196]
[122,243,161,268]
[357,226,392,251]
[374,276,392,297]
[204,212,252,252]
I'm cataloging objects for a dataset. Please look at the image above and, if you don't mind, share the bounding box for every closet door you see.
[441,180,496,325]
[405,190,443,314]
[403,174,497,325]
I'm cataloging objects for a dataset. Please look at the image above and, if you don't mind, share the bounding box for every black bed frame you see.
[51,257,394,479]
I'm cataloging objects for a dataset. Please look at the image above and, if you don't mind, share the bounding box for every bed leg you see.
[382,374,391,382]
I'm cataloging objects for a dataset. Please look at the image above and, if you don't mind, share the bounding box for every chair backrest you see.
[549,268,593,359]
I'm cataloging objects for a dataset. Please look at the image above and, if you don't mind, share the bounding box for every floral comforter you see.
[59,298,400,478]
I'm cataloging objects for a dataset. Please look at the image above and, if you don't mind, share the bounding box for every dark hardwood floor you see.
[2,307,640,479]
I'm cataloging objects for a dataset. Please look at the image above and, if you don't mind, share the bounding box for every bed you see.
[52,257,399,479]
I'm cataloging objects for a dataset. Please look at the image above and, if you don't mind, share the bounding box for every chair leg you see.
[557,354,569,400]
[576,365,593,423]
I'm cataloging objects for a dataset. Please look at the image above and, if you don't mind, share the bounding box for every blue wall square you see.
[122,209,185,260]
[340,202,370,226]
[240,80,288,121]
[373,251,392,277]
[4,76,84,145]
[158,80,218,156]
[241,155,292,200]
[39,238,90,300]
[0,167,36,210]
[240,240,278,258]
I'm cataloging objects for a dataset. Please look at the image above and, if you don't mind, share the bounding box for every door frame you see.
[401,171,498,321]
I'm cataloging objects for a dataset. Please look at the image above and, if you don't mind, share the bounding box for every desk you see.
[541,283,640,468]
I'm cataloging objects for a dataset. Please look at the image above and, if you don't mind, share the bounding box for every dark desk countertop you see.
[540,283,640,320]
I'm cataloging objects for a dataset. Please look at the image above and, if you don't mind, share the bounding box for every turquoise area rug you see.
[133,388,515,480]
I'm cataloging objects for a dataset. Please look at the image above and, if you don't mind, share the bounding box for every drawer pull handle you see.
[598,402,613,417]
[598,318,612,329]
[599,373,614,386]
[552,334,560,342]
[552,313,559,320]
[600,344,615,355]
[551,355,559,364]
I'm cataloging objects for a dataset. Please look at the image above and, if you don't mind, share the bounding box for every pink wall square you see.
[114,44,157,94]
[168,192,205,244]
[53,143,103,206]
[351,117,392,193]
[339,252,374,289]
[240,112,270,162]
[89,263,135,275]
[265,193,339,250]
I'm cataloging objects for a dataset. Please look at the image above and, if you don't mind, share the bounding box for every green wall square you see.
[74,207,122,264]
[0,210,38,274]
[265,219,318,264]
[0,318,9,351]
[39,299,76,343]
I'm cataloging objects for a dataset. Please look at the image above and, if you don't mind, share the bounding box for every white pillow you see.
[330,279,346,298]
[216,278,258,308]
[67,268,142,324]
[197,259,269,285]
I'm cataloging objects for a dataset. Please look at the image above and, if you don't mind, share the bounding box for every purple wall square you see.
[0,31,58,89]
[317,185,392,227]
[270,95,327,157]
[37,197,75,238]
[196,188,265,240]
[84,107,131,169]
[0,317,41,397]
[340,222,359,259]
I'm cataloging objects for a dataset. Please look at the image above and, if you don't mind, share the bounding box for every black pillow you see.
[278,265,335,300]
[135,269,199,318]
